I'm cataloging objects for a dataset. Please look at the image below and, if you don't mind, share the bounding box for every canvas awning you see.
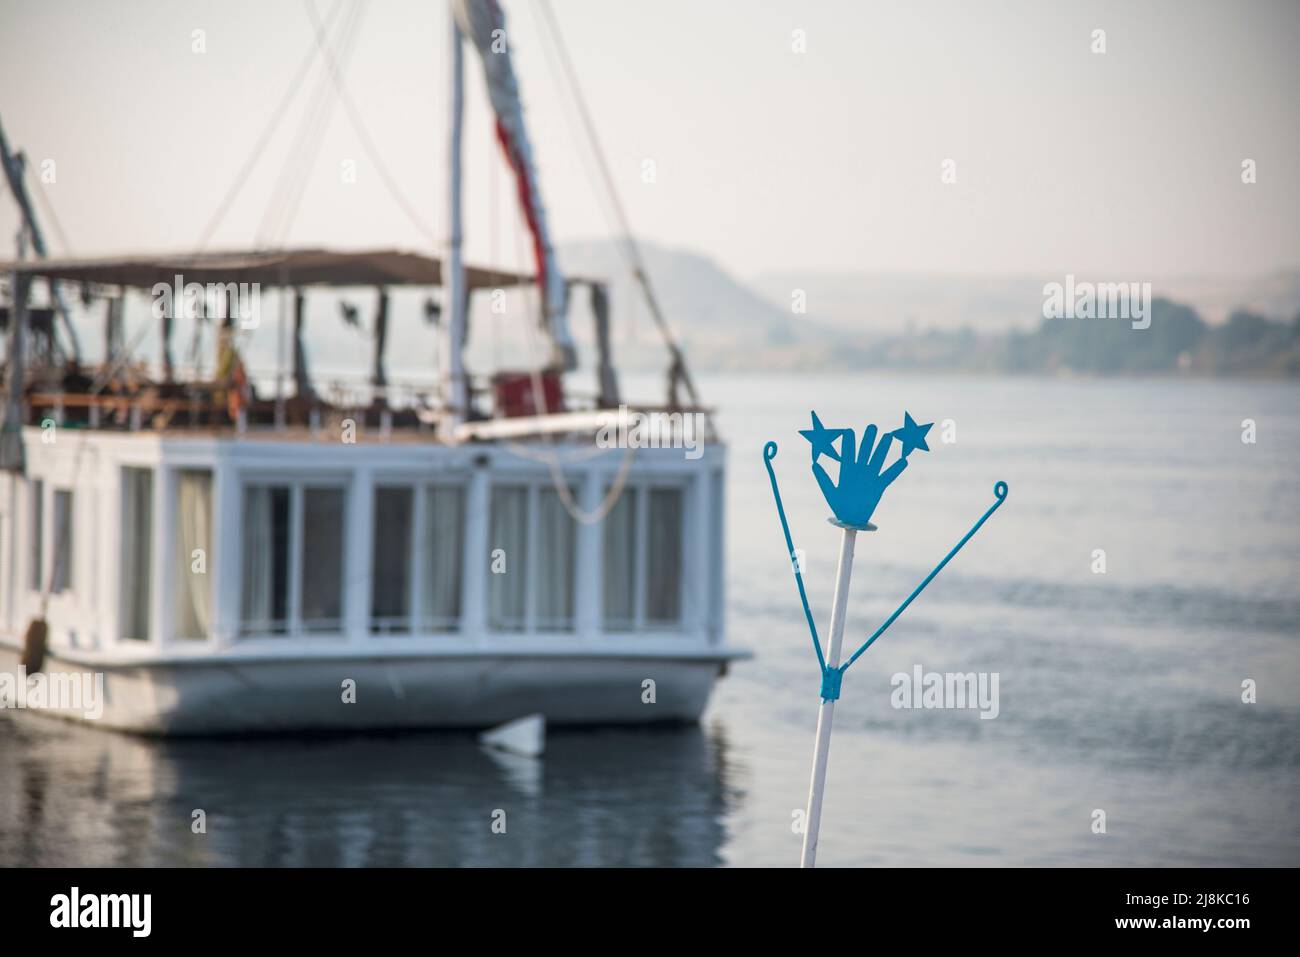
[0,247,551,291]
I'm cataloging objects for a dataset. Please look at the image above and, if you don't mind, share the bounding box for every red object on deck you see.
[493,370,565,418]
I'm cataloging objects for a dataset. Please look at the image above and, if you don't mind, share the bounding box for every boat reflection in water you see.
[0,713,743,866]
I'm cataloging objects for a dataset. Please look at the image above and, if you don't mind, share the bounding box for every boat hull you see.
[0,645,732,735]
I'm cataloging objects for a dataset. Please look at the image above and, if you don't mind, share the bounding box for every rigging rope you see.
[301,0,440,246]
[255,5,350,246]
[26,165,72,257]
[194,0,348,253]
[257,0,366,248]
[534,0,702,411]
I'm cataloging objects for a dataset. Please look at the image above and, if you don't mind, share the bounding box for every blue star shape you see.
[892,411,933,457]
[799,411,844,463]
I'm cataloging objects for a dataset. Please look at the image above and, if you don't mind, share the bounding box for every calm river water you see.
[2,373,1297,866]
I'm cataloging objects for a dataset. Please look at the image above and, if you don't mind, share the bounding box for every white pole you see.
[1,228,29,471]
[800,526,857,868]
[442,8,467,436]
[275,273,286,424]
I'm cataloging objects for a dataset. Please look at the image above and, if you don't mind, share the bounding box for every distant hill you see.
[558,239,833,371]
[750,271,1047,335]
[556,240,1300,375]
[751,269,1300,336]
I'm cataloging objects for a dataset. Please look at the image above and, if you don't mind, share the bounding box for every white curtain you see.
[174,470,212,639]
[488,486,528,630]
[645,488,683,624]
[602,487,636,628]
[535,487,575,630]
[422,485,464,630]
[241,485,273,630]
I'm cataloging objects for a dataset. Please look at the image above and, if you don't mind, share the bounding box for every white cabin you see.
[0,421,738,733]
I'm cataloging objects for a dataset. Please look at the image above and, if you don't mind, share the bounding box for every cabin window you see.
[173,469,212,639]
[602,485,684,629]
[240,481,346,636]
[488,482,576,632]
[488,486,527,630]
[372,486,414,632]
[28,479,43,592]
[242,484,291,633]
[300,486,345,632]
[535,487,576,630]
[120,468,153,641]
[646,488,684,623]
[421,485,465,631]
[369,483,466,633]
[51,490,74,594]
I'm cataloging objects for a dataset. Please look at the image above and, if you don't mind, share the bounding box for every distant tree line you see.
[848,299,1300,377]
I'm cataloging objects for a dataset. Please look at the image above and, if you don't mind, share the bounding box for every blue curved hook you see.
[841,480,1008,670]
[763,441,827,673]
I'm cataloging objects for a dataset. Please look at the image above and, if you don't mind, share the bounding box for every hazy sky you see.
[1,0,1297,282]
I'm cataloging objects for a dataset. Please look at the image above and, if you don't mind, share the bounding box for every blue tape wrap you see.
[819,667,844,701]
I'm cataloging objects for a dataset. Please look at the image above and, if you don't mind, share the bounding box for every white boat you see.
[0,2,746,734]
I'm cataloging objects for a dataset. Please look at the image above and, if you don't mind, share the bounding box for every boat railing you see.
[13,376,715,444]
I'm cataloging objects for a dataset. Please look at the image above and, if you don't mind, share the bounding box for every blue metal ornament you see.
[766,410,1008,867]
[764,411,1008,697]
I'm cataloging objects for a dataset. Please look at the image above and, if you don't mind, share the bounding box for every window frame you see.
[298,484,347,634]
[532,481,578,632]
[602,479,688,633]
[371,483,416,634]
[237,475,350,638]
[487,478,579,635]
[370,477,468,635]
[418,482,467,633]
